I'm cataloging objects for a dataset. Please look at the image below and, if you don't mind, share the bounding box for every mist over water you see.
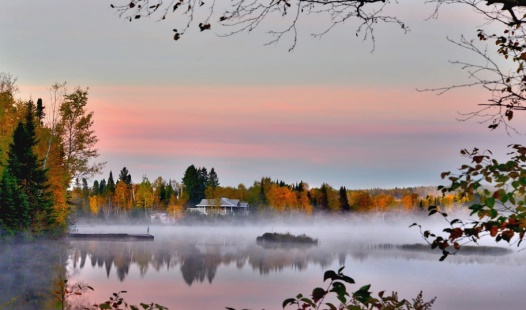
[1,213,524,309]
[60,214,526,310]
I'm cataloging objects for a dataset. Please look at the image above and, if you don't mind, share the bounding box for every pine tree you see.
[99,179,107,194]
[319,184,329,211]
[339,186,351,212]
[107,171,116,195]
[119,167,132,185]
[182,165,203,205]
[207,167,219,189]
[0,169,30,233]
[0,101,54,234]
[36,98,45,125]
[92,180,100,195]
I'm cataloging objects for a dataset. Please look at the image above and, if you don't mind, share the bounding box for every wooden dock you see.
[67,233,154,241]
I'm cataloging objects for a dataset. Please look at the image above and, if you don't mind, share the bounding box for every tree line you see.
[72,164,469,221]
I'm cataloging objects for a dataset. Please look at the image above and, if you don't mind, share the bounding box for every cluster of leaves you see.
[279,267,435,310]
[473,23,526,131]
[413,144,526,260]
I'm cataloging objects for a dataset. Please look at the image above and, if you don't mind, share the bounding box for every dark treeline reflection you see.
[0,240,68,308]
[67,229,524,286]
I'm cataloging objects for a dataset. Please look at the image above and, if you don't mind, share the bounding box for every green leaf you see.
[311,288,327,303]
[340,275,355,284]
[326,302,337,310]
[282,298,297,309]
[324,270,337,281]
[485,197,495,208]
[490,209,498,219]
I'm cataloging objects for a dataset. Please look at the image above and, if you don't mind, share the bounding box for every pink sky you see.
[4,1,523,188]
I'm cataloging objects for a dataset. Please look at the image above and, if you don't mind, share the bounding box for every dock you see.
[67,233,154,240]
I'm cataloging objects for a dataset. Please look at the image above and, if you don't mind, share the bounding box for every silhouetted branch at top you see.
[110,0,526,131]
[419,0,526,132]
[110,0,409,51]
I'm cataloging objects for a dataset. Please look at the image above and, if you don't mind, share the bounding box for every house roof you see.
[195,198,249,208]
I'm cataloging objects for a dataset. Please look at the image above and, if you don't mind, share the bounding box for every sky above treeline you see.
[1,1,524,189]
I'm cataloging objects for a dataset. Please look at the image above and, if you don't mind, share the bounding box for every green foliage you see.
[0,101,55,235]
[281,267,435,310]
[415,144,526,260]
[0,169,30,234]
[182,165,217,206]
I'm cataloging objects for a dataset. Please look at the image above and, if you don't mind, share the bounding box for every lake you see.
[63,217,526,310]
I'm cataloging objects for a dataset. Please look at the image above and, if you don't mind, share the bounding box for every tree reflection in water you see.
[67,228,521,285]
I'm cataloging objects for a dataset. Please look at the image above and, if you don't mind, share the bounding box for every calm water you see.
[64,221,526,310]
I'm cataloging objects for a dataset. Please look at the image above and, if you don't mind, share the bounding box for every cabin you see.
[189,198,250,215]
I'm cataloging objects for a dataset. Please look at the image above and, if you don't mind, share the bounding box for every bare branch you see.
[110,0,408,50]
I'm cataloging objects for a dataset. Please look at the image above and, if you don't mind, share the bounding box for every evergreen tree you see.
[0,101,54,233]
[182,165,203,205]
[339,186,350,212]
[119,167,132,185]
[297,181,305,193]
[319,184,329,211]
[99,178,107,194]
[107,171,116,195]
[207,167,219,188]
[92,180,99,195]
[36,98,45,125]
[0,169,30,233]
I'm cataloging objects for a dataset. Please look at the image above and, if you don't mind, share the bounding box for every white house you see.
[190,198,250,215]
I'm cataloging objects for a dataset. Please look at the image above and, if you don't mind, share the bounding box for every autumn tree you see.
[114,180,132,211]
[349,190,373,212]
[0,73,20,174]
[372,193,395,213]
[136,176,154,210]
[57,87,104,182]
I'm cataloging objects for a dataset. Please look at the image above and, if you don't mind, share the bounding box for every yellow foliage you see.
[89,195,100,215]
[167,204,185,220]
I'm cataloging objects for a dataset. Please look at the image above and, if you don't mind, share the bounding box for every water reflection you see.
[68,231,523,285]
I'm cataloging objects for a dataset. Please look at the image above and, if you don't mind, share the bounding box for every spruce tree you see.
[36,98,45,125]
[339,186,350,212]
[0,169,30,234]
[99,179,107,194]
[182,165,201,205]
[119,167,132,185]
[92,180,100,195]
[107,171,116,195]
[0,101,54,233]
[207,167,219,189]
